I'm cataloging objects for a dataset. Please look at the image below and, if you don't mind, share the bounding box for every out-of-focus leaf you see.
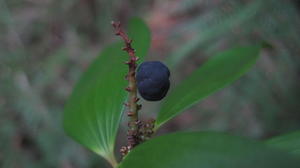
[119,132,300,168]
[63,18,150,166]
[156,45,261,129]
[166,0,263,68]
[266,131,300,158]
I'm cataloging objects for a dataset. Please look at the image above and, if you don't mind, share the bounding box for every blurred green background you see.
[1,0,300,167]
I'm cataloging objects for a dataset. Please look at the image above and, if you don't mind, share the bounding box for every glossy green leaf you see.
[266,131,300,158]
[119,132,300,168]
[156,45,261,129]
[63,18,150,166]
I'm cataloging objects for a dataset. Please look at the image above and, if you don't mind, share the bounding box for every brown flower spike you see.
[112,21,141,155]
[112,21,155,157]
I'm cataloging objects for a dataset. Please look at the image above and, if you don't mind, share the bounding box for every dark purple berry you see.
[136,61,170,101]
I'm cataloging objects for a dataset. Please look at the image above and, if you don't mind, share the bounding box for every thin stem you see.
[112,21,141,153]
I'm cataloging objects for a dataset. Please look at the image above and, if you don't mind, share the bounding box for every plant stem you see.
[106,153,118,168]
[112,21,141,153]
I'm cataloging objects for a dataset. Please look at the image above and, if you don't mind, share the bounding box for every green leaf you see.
[128,17,151,59]
[119,132,300,168]
[63,42,127,165]
[63,18,150,166]
[156,45,261,129]
[266,131,300,158]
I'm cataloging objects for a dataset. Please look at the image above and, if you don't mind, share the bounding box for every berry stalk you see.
[112,21,141,154]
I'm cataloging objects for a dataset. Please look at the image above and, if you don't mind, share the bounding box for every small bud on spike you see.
[125,75,129,80]
[132,56,139,62]
[127,111,134,116]
[137,104,142,110]
[125,87,131,92]
[135,120,142,126]
[135,97,140,102]
[120,146,128,156]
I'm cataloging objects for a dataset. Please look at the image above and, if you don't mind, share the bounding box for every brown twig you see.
[112,21,141,155]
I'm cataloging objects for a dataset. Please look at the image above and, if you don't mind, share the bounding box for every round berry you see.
[136,61,170,101]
